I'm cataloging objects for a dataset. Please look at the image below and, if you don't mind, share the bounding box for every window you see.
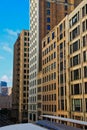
[60,62,63,71]
[54,52,56,58]
[47,10,50,15]
[52,32,55,39]
[83,35,87,47]
[70,43,74,54]
[47,25,50,30]
[24,64,26,67]
[82,20,87,32]
[24,42,27,46]
[71,69,81,81]
[60,42,63,50]
[51,63,53,70]
[73,40,80,53]
[73,84,81,95]
[60,52,63,59]
[74,27,79,39]
[85,99,87,112]
[23,93,26,97]
[70,58,72,67]
[54,83,56,90]
[74,69,80,80]
[54,72,56,79]
[85,82,87,94]
[24,48,27,52]
[82,5,87,17]
[60,33,63,40]
[47,17,50,23]
[43,41,46,47]
[73,55,80,66]
[60,74,63,83]
[69,12,79,27]
[83,51,87,62]
[24,32,27,35]
[24,37,27,41]
[47,2,50,8]
[60,24,63,32]
[47,37,50,43]
[72,99,82,112]
[84,66,87,78]
[24,53,27,57]
[82,21,85,32]
[82,6,85,17]
[70,26,80,41]
[65,5,68,11]
[61,99,64,110]
[54,105,56,112]
[65,13,67,16]
[60,87,64,96]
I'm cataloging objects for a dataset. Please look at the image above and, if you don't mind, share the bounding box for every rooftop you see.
[0,123,47,130]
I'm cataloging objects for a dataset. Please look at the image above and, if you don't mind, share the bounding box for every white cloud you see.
[3,44,12,53]
[0,75,12,83]
[1,75,10,82]
[0,56,4,60]
[4,28,20,37]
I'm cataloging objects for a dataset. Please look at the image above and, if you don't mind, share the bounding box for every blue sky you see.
[0,0,30,86]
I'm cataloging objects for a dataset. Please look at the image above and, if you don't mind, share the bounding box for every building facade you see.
[37,71,42,120]
[42,28,58,117]
[41,0,87,129]
[56,17,69,119]
[12,30,29,123]
[29,0,81,122]
[68,0,87,124]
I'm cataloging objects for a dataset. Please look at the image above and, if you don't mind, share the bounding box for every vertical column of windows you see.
[46,2,50,31]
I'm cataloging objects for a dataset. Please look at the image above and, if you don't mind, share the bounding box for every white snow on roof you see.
[0,123,48,130]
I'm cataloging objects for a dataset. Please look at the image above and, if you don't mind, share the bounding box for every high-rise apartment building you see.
[29,0,82,122]
[41,0,87,129]
[12,30,29,123]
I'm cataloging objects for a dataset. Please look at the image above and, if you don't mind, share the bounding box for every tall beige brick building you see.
[41,0,87,129]
[12,30,29,123]
[29,0,82,122]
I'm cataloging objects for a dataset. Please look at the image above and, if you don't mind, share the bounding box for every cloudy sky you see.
[0,0,29,86]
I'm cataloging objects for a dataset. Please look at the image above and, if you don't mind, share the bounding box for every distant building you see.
[1,87,8,96]
[0,81,7,87]
[12,30,29,123]
[1,87,12,96]
[0,87,12,109]
[0,81,7,94]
